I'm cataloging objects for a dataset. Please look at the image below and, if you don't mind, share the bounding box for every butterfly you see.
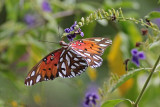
[25,37,112,86]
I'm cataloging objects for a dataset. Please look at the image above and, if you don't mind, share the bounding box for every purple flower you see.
[80,32,84,37]
[83,85,99,107]
[24,14,36,27]
[67,34,76,41]
[64,28,70,33]
[84,93,98,106]
[131,49,146,67]
[42,0,52,12]
[70,21,77,30]
[64,21,84,41]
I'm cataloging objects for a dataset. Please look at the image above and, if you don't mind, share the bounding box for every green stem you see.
[133,55,160,107]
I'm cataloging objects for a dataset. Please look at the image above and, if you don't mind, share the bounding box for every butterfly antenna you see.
[57,25,62,40]
[38,40,59,44]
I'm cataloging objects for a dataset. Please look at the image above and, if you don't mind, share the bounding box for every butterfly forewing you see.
[25,49,63,86]
[58,48,88,78]
[70,37,112,68]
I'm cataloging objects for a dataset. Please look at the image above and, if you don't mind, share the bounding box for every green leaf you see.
[145,11,160,20]
[0,99,4,107]
[101,99,134,107]
[101,99,125,107]
[109,68,151,92]
[76,3,96,13]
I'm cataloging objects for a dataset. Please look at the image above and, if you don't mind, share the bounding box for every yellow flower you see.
[11,101,18,107]
[87,67,97,81]
[107,33,134,95]
[34,94,41,104]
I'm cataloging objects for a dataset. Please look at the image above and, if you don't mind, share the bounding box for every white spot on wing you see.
[27,82,29,86]
[93,55,99,60]
[84,53,90,56]
[95,55,101,59]
[74,58,79,61]
[36,75,41,83]
[87,58,91,63]
[71,72,76,77]
[60,50,65,57]
[80,70,83,73]
[75,51,86,57]
[61,62,66,75]
[66,54,70,66]
[60,57,63,62]
[31,71,35,77]
[70,75,73,78]
[70,49,77,54]
[61,62,66,69]
[59,72,63,77]
[94,61,100,66]
[106,40,112,44]
[63,46,68,48]
[62,69,66,75]
[99,44,107,47]
[80,62,87,66]
[78,49,83,52]
[74,63,79,66]
[94,39,101,42]
[105,41,110,44]
[68,51,72,57]
[30,80,33,85]
[71,65,76,69]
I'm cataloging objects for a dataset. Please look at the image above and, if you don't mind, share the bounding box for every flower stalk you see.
[62,8,160,40]
[133,55,160,107]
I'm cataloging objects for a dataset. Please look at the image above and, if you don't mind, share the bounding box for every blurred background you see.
[0,0,160,107]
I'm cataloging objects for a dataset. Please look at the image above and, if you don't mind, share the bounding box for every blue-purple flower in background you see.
[64,21,84,41]
[24,14,36,27]
[83,85,100,107]
[152,9,160,28]
[42,0,52,12]
[131,49,146,67]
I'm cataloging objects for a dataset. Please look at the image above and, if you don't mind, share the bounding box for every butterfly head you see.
[59,41,68,48]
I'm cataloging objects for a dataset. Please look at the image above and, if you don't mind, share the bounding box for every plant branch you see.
[133,55,160,107]
[62,8,160,38]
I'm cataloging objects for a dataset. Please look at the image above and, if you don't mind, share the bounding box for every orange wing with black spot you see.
[25,48,62,86]
[25,47,88,86]
[70,37,112,68]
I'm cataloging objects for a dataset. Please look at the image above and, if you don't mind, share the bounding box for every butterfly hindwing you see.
[70,37,112,68]
[57,48,88,78]
[25,48,63,86]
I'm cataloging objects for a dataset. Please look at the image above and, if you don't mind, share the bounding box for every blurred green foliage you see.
[0,0,160,107]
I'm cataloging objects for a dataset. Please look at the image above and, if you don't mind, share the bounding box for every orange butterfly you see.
[25,37,112,86]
